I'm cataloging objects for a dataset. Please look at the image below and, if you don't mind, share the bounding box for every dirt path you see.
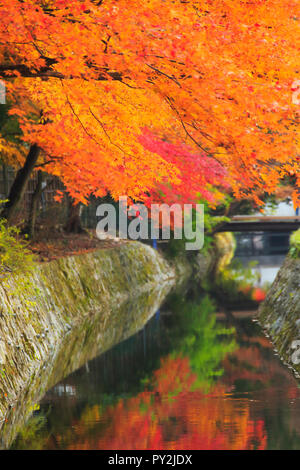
[28,230,130,262]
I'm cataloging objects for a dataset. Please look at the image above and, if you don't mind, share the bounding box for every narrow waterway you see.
[9,250,300,450]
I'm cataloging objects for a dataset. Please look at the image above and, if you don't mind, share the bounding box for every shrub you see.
[0,218,35,281]
[289,229,300,258]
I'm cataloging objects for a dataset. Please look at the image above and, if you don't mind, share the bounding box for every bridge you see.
[217,215,300,232]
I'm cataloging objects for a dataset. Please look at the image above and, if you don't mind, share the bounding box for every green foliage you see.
[10,409,50,450]
[164,201,230,259]
[0,102,22,144]
[0,218,35,279]
[165,293,237,391]
[210,193,234,215]
[289,229,300,258]
[0,214,36,297]
[218,258,259,285]
[201,200,230,253]
[213,258,261,305]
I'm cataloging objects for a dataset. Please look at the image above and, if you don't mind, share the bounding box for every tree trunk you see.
[2,163,8,197]
[26,170,43,239]
[64,195,84,233]
[1,144,40,223]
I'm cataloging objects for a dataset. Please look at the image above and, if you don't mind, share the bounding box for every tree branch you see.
[0,64,123,81]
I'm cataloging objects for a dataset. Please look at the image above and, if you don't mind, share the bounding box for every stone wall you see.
[259,255,300,376]
[0,241,179,447]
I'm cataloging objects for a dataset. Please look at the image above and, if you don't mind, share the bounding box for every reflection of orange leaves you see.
[152,356,197,396]
[288,388,299,400]
[62,355,267,450]
[245,420,267,450]
[67,390,267,450]
[247,336,271,349]
[237,285,266,303]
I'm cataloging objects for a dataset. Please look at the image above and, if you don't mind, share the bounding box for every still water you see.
[10,276,300,450]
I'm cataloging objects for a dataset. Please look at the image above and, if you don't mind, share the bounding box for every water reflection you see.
[10,287,300,450]
[0,282,173,449]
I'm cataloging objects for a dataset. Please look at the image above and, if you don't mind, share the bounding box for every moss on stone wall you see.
[0,241,180,447]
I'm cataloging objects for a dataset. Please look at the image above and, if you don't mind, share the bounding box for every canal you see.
[8,232,300,450]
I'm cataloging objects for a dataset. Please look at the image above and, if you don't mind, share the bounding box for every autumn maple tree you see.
[139,128,230,207]
[0,0,299,225]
